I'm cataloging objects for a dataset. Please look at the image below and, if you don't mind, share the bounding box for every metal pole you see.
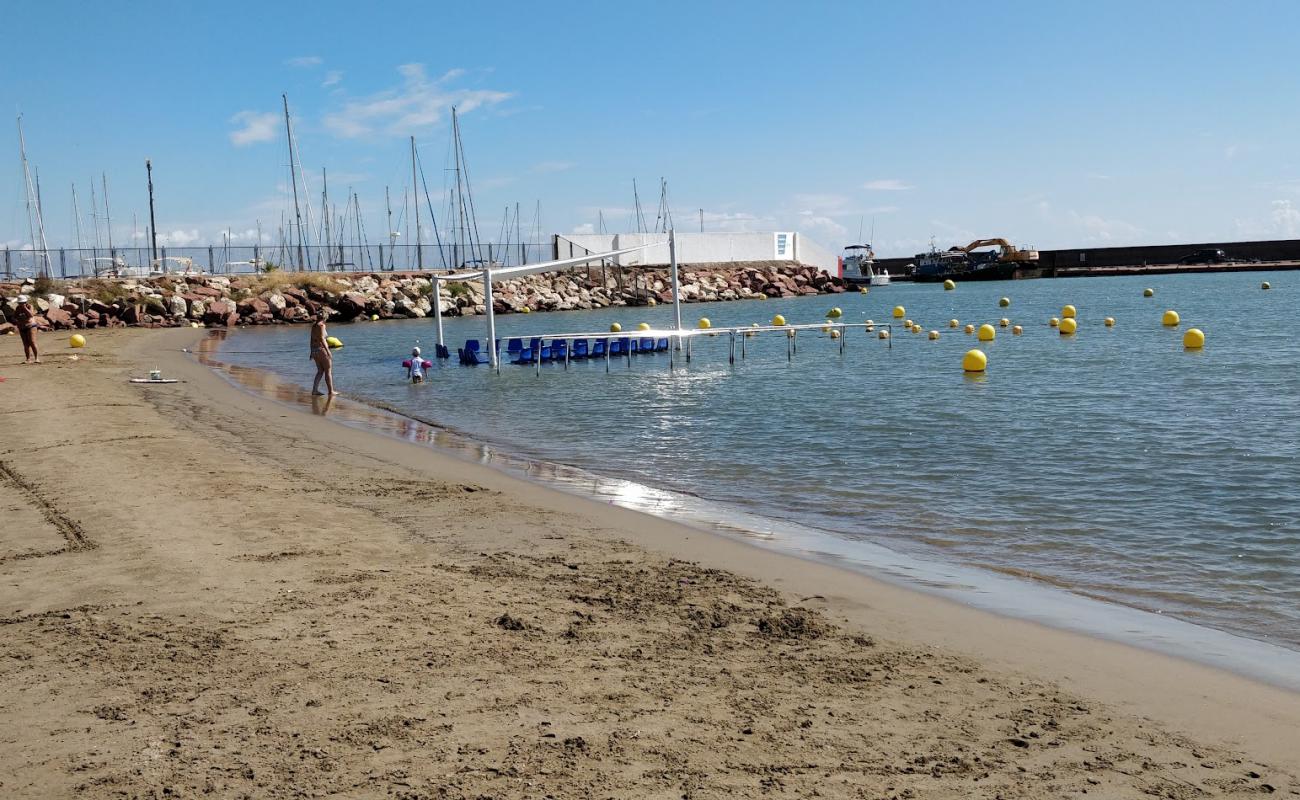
[483,269,498,369]
[146,159,158,266]
[432,276,445,356]
[669,229,682,349]
[729,331,735,364]
[282,95,306,270]
[410,136,423,270]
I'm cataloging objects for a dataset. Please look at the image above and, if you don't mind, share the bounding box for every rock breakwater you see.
[0,261,846,333]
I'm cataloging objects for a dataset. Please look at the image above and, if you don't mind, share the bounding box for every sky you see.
[4,0,1300,259]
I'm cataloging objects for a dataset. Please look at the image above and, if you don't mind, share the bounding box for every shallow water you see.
[217,270,1300,656]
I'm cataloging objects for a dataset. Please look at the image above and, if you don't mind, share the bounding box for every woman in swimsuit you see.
[13,294,40,364]
[309,312,337,396]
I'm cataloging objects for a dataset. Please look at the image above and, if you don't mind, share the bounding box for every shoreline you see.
[178,328,1300,759]
[2,327,1298,796]
[203,328,1300,693]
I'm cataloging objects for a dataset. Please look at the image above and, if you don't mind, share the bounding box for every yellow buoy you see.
[370,314,379,321]
[904,318,913,328]
[647,297,658,306]
[326,336,343,349]
[878,330,890,339]
[998,297,1011,308]
[1143,288,1155,297]
[1183,327,1205,349]
[190,322,200,329]
[892,305,905,319]
[1049,317,1059,328]
[1104,317,1115,327]
[858,286,869,294]
[756,294,767,300]
[943,279,956,291]
[830,330,841,339]
[865,325,874,332]
[637,322,651,331]
[1261,282,1271,290]
[69,333,86,348]
[865,319,875,326]
[928,330,940,340]
[827,307,843,318]
[1012,325,1023,335]
[1062,304,1077,319]
[913,323,924,333]
[521,306,532,313]
[1162,309,1180,326]
[964,324,975,335]
[962,349,988,372]
[772,314,786,326]
[977,323,996,341]
[697,317,711,329]
[949,319,959,328]
[610,322,622,333]
[821,323,833,333]
[1059,317,1078,335]
[999,317,1010,327]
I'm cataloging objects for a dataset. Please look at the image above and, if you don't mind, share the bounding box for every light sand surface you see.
[1,327,1297,798]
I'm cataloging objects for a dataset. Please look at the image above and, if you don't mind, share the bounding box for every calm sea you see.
[214,270,1300,667]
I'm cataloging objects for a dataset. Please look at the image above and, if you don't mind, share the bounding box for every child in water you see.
[406,347,426,384]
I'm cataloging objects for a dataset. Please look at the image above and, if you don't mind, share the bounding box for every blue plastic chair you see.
[629,338,641,354]
[608,338,625,357]
[639,337,655,352]
[551,339,568,361]
[435,343,451,359]
[513,344,536,365]
[506,338,523,358]
[572,339,589,359]
[591,339,607,358]
[462,340,490,365]
[656,338,669,352]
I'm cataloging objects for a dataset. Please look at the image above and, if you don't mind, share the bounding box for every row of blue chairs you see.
[457,337,671,366]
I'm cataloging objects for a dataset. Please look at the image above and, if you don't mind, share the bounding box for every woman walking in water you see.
[310,311,337,396]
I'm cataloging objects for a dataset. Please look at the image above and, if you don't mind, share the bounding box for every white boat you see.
[840,244,890,286]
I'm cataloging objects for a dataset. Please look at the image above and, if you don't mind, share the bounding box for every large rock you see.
[168,294,188,318]
[44,308,73,329]
[237,297,271,318]
[334,292,367,320]
[203,298,237,326]
[265,293,287,315]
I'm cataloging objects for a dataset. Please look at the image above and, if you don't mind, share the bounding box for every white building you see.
[554,231,840,275]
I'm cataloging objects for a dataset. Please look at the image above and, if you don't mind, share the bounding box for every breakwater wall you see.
[875,237,1300,278]
[0,261,847,333]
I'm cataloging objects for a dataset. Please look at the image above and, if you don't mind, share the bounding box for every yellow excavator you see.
[960,238,1040,263]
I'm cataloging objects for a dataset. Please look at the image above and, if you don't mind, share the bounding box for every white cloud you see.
[862,179,913,191]
[571,223,595,235]
[532,160,575,174]
[322,70,343,87]
[323,63,512,139]
[286,56,322,68]
[156,229,204,247]
[1225,144,1239,160]
[798,212,847,238]
[1271,200,1300,236]
[228,111,279,146]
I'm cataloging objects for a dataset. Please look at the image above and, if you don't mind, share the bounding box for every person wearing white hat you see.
[13,294,40,364]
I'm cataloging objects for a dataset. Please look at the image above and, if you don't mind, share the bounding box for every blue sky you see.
[4,0,1300,258]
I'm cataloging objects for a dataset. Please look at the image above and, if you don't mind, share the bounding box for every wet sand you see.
[1,327,1298,798]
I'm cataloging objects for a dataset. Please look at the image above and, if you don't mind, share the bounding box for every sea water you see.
[215,270,1300,664]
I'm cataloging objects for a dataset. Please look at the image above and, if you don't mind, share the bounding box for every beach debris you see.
[495,613,527,631]
[755,607,828,640]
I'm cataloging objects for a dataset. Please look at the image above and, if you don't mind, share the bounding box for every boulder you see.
[203,298,237,326]
[168,294,188,318]
[0,322,15,336]
[334,292,367,320]
[265,293,287,315]
[237,297,271,318]
[44,308,73,329]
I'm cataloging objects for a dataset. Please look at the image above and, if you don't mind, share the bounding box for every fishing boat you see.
[840,244,890,286]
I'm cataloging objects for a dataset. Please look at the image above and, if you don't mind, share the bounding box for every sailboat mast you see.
[452,110,464,267]
[102,173,114,253]
[16,116,50,275]
[385,185,395,269]
[321,167,330,270]
[71,184,84,251]
[282,94,306,270]
[410,136,422,269]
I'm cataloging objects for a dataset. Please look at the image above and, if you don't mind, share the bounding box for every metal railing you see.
[0,242,556,280]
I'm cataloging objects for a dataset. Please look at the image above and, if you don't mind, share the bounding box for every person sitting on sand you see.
[407,347,426,384]
[309,311,337,396]
[13,294,40,364]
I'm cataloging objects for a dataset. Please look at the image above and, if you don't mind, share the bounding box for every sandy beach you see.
[1,327,1298,798]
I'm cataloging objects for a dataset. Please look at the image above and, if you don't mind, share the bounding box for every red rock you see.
[189,285,224,298]
[0,322,14,336]
[44,308,73,328]
[237,297,271,317]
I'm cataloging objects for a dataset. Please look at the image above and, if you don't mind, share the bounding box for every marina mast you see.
[16,115,51,276]
[282,94,306,270]
[411,136,422,269]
